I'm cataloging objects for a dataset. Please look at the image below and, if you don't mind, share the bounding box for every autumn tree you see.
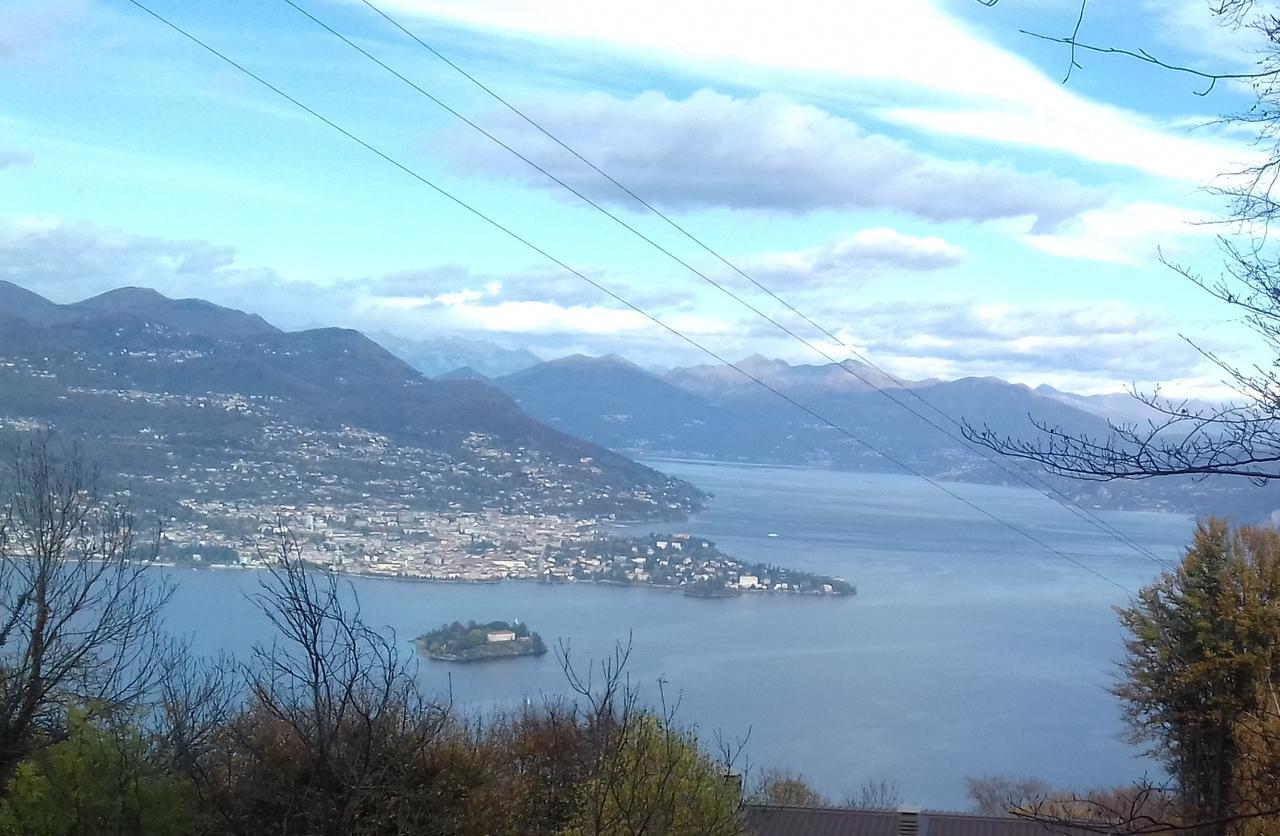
[1113,519,1280,834]
[563,713,744,835]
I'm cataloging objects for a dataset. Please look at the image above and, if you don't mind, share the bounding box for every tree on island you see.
[418,620,547,658]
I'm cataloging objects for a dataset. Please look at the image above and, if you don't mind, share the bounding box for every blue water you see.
[161,461,1193,810]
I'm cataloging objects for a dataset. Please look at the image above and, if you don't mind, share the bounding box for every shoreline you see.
[167,563,855,599]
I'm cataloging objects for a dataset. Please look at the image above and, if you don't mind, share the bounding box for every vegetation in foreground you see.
[8,436,1280,834]
[953,519,1280,836]
[0,437,746,835]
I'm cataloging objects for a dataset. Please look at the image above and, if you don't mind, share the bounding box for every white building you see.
[486,630,517,643]
[738,575,759,590]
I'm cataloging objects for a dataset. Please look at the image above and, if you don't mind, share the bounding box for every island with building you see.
[415,620,548,662]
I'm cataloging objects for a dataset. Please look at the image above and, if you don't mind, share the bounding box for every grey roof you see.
[745,806,1102,836]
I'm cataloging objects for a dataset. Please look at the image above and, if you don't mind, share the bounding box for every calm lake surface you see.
[162,461,1193,809]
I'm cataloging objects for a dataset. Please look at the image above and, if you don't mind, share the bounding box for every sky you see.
[0,0,1270,395]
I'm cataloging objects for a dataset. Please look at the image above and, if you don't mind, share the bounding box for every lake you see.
[162,460,1193,810]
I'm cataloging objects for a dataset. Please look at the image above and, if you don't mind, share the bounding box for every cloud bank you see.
[389,0,1253,186]
[0,217,1234,396]
[441,89,1104,230]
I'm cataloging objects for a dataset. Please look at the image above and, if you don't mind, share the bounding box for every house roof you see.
[744,806,1102,836]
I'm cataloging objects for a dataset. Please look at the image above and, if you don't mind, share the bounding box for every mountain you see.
[1034,384,1219,426]
[493,354,771,459]
[435,366,491,382]
[0,281,279,338]
[371,331,541,378]
[491,355,1108,475]
[667,354,930,399]
[493,353,1272,516]
[0,281,63,323]
[0,283,701,521]
[68,286,280,338]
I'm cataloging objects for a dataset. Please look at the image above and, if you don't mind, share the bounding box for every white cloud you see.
[0,0,86,62]
[362,295,650,335]
[1139,0,1268,72]
[751,297,1238,396]
[0,217,707,337]
[442,89,1102,228]
[880,104,1247,186]
[0,147,32,169]
[381,0,1253,185]
[1021,201,1216,264]
[0,216,261,301]
[740,228,966,285]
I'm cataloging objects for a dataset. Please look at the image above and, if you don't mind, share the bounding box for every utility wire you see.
[300,0,1171,569]
[125,0,1135,594]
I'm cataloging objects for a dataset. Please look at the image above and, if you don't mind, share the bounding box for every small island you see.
[415,620,548,663]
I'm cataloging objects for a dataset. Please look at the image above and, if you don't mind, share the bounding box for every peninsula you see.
[542,532,855,596]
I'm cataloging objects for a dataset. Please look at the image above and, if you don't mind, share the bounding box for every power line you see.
[297,0,1172,570]
[124,0,1136,594]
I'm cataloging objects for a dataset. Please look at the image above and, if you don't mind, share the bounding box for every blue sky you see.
[0,0,1267,394]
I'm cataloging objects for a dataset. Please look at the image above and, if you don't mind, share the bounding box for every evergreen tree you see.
[1115,519,1280,833]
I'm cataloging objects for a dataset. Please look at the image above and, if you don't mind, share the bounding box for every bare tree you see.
[0,435,171,788]
[966,775,1052,817]
[152,646,240,816]
[1009,779,1196,836]
[750,767,828,808]
[980,1,1272,93]
[195,532,451,836]
[960,3,1280,486]
[844,779,903,811]
[557,639,747,835]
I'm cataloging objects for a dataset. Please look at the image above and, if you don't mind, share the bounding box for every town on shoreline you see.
[161,502,854,598]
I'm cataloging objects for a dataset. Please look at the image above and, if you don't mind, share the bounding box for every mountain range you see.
[492,354,1113,475]
[488,354,1278,518]
[0,280,1270,519]
[371,331,540,379]
[0,282,700,520]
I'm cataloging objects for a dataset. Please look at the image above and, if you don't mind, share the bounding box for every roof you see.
[744,806,1102,836]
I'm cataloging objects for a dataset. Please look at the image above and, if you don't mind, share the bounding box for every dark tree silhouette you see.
[0,435,171,788]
